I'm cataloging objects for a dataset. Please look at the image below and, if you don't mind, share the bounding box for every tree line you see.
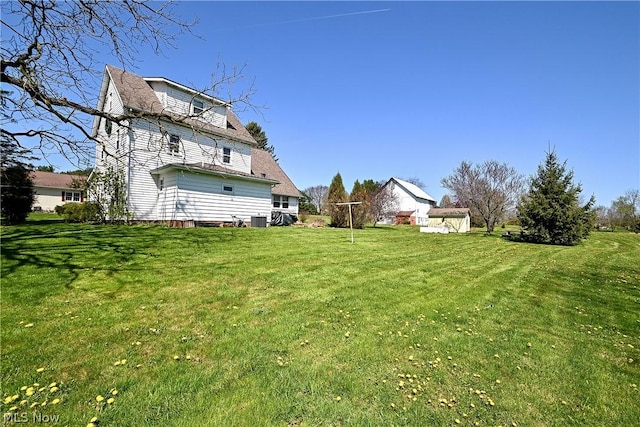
[298,150,638,246]
[2,1,636,245]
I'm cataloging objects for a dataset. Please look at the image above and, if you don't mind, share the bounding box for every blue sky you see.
[45,1,640,206]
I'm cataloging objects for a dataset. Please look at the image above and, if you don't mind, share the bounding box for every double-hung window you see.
[273,195,289,209]
[62,191,82,202]
[192,99,204,115]
[222,147,231,164]
[168,134,180,155]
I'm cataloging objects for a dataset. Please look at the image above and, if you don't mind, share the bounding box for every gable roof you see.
[390,177,436,202]
[251,148,302,198]
[31,171,86,189]
[96,65,256,145]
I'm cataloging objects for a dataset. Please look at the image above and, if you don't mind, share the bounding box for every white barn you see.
[380,177,437,226]
[91,65,301,225]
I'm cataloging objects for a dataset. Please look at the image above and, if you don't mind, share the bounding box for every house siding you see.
[174,172,272,222]
[149,81,227,128]
[92,66,300,224]
[33,188,82,211]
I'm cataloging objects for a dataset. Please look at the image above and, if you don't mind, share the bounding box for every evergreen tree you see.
[1,139,36,224]
[245,121,277,161]
[327,173,348,228]
[1,166,35,224]
[517,150,596,246]
[349,180,368,229]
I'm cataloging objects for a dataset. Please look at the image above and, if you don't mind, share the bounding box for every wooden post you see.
[336,202,362,243]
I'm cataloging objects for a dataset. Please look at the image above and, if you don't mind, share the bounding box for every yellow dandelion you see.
[111,389,118,396]
[107,397,115,404]
[51,398,61,405]
[36,367,45,373]
[96,395,104,402]
[50,386,59,393]
[48,382,57,388]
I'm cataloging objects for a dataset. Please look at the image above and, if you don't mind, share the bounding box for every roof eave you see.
[150,163,280,185]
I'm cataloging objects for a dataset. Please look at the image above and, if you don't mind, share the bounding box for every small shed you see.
[395,210,416,225]
[426,208,471,233]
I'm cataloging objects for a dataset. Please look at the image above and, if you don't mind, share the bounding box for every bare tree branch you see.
[1,0,260,168]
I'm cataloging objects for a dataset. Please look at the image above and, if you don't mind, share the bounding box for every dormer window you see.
[192,99,204,115]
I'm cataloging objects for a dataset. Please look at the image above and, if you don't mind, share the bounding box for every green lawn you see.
[1,218,639,426]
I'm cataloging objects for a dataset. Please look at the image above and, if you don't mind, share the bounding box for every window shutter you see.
[62,191,65,201]
[81,192,84,202]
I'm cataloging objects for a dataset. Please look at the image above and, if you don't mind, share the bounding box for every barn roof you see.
[390,177,436,202]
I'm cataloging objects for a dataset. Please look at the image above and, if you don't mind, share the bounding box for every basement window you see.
[223,185,233,193]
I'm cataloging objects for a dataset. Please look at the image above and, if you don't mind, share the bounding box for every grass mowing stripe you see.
[1,218,638,425]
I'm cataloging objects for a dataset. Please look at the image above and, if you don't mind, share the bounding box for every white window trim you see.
[192,99,204,115]
[168,134,180,155]
[222,146,232,164]
[273,195,289,209]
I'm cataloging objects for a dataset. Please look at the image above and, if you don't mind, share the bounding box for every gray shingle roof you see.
[105,65,256,145]
[428,208,470,217]
[251,148,302,198]
[31,171,86,189]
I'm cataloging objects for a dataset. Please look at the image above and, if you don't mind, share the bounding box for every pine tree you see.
[517,150,595,245]
[349,180,368,229]
[245,121,277,161]
[327,173,348,228]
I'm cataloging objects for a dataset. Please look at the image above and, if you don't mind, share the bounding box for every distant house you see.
[91,65,301,224]
[31,171,86,212]
[425,208,471,233]
[380,177,437,226]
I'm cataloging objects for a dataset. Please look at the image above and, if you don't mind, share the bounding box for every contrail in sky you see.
[229,8,391,30]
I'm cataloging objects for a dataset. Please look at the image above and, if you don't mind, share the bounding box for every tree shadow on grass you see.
[1,222,241,302]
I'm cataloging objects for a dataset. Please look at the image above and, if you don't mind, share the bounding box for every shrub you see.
[57,202,101,223]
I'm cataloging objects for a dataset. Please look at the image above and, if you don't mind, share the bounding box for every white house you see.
[31,171,86,212]
[380,177,437,225]
[91,65,301,225]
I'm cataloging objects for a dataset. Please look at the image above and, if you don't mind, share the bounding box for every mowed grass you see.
[1,218,639,426]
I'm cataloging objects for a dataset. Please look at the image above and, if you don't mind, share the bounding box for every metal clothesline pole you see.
[336,202,362,243]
